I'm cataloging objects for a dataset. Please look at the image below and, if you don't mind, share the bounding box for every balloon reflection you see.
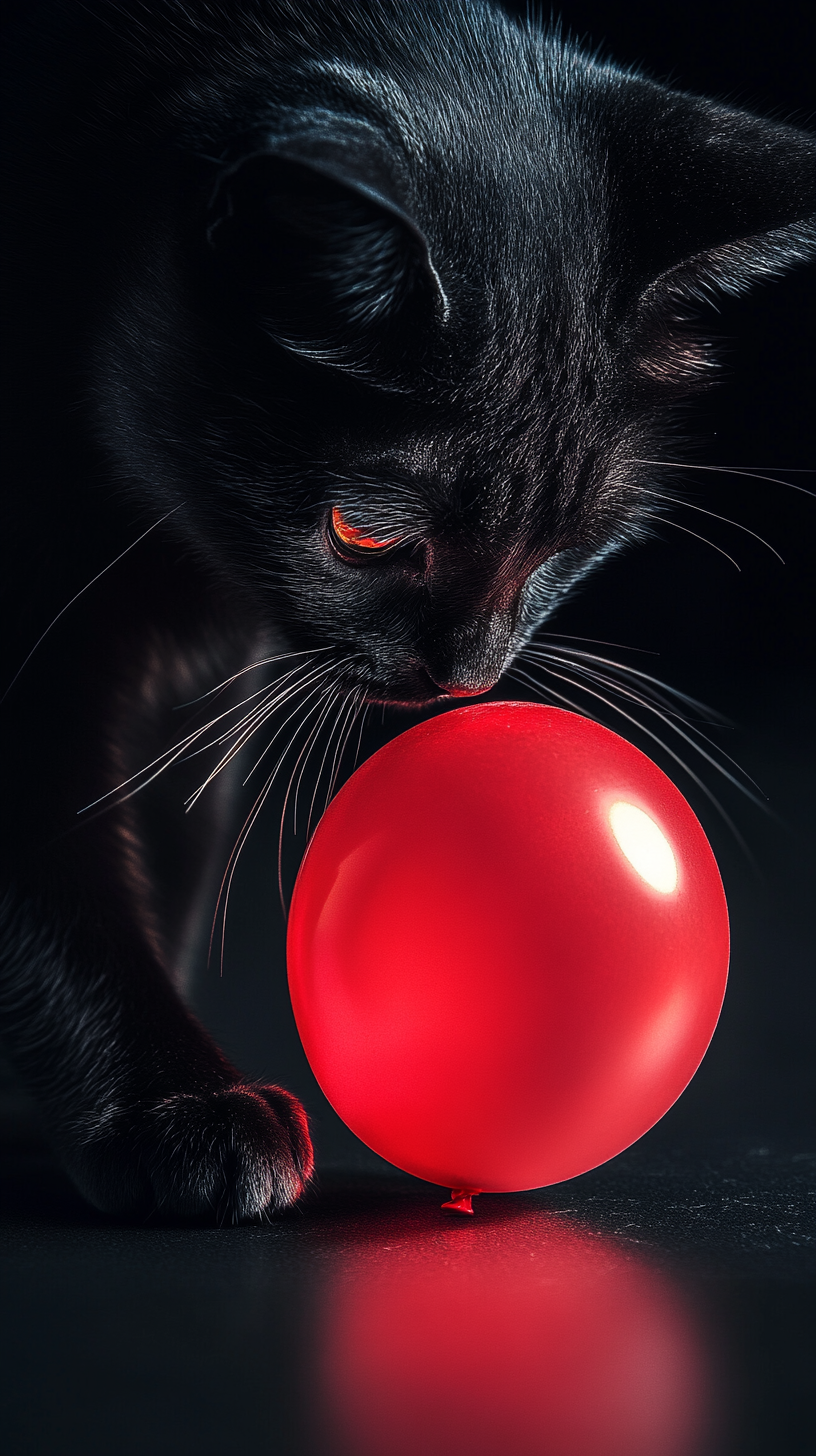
[315,1214,713,1456]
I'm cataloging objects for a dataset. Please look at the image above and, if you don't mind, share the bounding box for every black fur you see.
[1,0,813,1220]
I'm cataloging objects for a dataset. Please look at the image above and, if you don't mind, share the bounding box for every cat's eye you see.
[329,506,402,559]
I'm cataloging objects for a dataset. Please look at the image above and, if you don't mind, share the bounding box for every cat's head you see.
[96,1,814,704]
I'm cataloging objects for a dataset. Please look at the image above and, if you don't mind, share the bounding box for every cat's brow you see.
[304,62,424,151]
[355,445,457,488]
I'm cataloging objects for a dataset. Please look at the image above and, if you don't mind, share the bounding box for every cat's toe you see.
[146,1084,314,1220]
[69,1083,313,1221]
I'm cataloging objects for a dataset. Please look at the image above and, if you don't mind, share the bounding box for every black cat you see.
[1,0,813,1221]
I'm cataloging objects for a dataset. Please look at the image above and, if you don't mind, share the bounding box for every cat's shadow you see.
[0,1146,560,1235]
[0,1149,109,1228]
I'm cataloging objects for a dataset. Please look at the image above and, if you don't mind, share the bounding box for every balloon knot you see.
[441,1189,480,1215]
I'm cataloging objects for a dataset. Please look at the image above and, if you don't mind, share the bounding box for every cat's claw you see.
[66,1083,313,1222]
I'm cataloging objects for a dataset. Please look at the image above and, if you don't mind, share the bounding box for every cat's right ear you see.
[608,85,815,310]
[205,123,444,381]
[602,85,814,387]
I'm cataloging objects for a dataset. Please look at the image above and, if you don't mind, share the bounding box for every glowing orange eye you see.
[330,506,400,554]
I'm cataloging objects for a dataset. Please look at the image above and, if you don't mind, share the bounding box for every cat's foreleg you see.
[0,591,313,1220]
[0,875,312,1219]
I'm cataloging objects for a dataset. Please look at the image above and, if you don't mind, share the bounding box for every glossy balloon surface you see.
[287,704,729,1191]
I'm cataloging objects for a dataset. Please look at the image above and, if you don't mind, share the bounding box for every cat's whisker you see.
[206,654,365,961]
[238,659,353,788]
[78,660,315,814]
[329,691,365,805]
[203,661,335,777]
[520,652,685,726]
[649,515,742,571]
[177,672,304,766]
[182,686,306,807]
[78,699,248,812]
[524,648,764,798]
[207,657,361,950]
[1,505,183,708]
[523,650,701,729]
[184,707,278,807]
[534,631,659,656]
[524,638,735,743]
[174,648,329,708]
[278,687,350,910]
[639,488,784,564]
[508,661,757,853]
[187,660,341,810]
[210,766,282,976]
[574,667,731,740]
[351,702,372,775]
[522,643,724,720]
[506,665,602,722]
[325,689,364,811]
[180,659,320,762]
[305,687,356,842]
[340,693,367,782]
[210,686,337,971]
[630,458,816,499]
[77,706,249,818]
[291,687,344,838]
[518,643,728,722]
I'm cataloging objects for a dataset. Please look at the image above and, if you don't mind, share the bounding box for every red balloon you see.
[287,704,729,1192]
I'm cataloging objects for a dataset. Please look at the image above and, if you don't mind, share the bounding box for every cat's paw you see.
[66,1083,313,1222]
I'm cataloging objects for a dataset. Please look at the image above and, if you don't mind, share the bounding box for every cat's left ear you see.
[608,85,815,308]
[205,118,444,382]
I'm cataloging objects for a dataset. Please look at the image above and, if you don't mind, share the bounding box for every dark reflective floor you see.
[1,1141,813,1455]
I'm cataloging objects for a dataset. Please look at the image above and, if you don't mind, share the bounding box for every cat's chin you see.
[354,664,446,708]
[366,687,489,709]
[365,688,449,709]
[361,673,494,709]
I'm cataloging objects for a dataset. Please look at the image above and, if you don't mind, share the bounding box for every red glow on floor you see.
[315,1216,713,1456]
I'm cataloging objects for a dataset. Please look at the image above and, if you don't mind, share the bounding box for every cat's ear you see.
[207,123,443,378]
[609,87,815,310]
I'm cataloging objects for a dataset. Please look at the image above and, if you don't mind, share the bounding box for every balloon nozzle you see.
[441,1189,480,1215]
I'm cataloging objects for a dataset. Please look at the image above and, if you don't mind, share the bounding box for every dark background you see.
[189,0,816,1169]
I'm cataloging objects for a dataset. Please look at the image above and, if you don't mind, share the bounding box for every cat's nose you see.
[422,612,512,699]
[429,674,495,698]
